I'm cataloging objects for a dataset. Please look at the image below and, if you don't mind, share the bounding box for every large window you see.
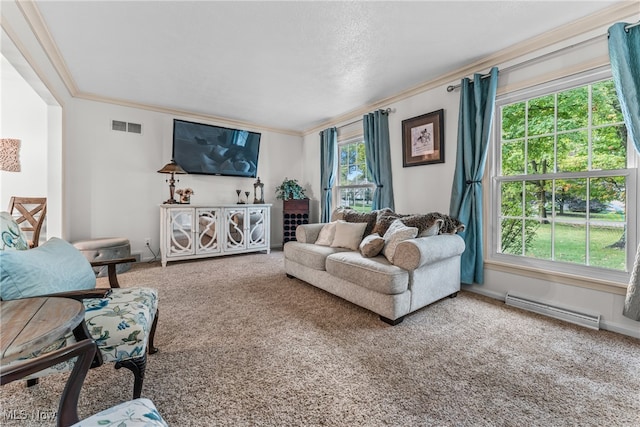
[336,138,374,212]
[491,68,637,282]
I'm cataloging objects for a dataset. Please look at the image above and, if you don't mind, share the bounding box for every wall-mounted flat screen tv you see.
[172,119,261,178]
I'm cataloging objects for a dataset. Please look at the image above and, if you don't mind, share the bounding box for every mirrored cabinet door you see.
[168,209,194,256]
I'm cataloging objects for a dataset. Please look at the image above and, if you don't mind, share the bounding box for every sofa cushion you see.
[284,241,349,271]
[315,221,337,246]
[0,237,96,300]
[359,233,385,258]
[326,252,409,295]
[331,221,367,250]
[382,220,418,263]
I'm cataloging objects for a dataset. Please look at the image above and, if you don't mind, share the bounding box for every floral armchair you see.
[0,212,159,399]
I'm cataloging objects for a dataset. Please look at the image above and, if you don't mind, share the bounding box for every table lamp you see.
[157,160,186,204]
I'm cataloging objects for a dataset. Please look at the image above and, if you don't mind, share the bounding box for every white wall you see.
[65,98,304,258]
[0,55,48,211]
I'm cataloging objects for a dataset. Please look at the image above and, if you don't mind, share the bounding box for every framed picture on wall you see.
[401,109,444,167]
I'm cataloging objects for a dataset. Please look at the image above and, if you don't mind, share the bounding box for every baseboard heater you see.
[505,292,600,330]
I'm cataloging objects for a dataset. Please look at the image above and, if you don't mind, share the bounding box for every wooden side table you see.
[0,297,85,364]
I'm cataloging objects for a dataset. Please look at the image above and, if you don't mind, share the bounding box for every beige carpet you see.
[2,251,639,426]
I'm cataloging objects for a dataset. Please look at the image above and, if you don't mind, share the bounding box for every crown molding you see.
[17,0,78,96]
[303,1,640,136]
[76,92,303,137]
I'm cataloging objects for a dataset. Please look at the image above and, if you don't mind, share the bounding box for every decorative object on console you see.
[236,189,244,204]
[157,160,186,204]
[0,138,21,172]
[275,177,306,200]
[245,191,250,204]
[402,109,444,167]
[176,188,194,204]
[253,177,264,204]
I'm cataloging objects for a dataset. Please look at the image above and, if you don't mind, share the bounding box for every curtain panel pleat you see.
[609,22,640,321]
[320,127,337,223]
[363,110,395,211]
[449,67,499,285]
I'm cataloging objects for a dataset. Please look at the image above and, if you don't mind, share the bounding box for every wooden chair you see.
[8,196,47,248]
[1,339,167,427]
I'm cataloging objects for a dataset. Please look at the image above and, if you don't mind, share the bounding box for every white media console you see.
[159,204,271,267]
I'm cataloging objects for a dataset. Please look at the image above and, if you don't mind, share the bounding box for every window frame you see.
[334,135,376,212]
[488,66,638,286]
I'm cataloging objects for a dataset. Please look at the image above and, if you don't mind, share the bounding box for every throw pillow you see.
[359,233,385,258]
[0,211,29,250]
[315,221,337,246]
[0,237,96,301]
[382,219,418,263]
[331,221,368,251]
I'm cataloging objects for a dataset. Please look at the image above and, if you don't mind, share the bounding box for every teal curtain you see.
[450,67,499,285]
[363,110,395,211]
[609,22,640,154]
[320,127,337,223]
[609,22,640,321]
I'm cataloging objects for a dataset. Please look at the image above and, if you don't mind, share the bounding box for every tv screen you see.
[172,119,261,177]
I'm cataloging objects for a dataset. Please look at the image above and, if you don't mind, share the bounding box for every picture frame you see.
[401,109,444,167]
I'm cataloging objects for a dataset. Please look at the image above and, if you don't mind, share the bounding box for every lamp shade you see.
[157,160,186,174]
[0,138,21,172]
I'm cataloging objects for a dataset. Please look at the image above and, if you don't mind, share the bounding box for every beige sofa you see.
[284,218,465,325]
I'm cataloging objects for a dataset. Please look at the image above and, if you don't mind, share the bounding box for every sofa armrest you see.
[295,223,326,243]
[393,234,465,271]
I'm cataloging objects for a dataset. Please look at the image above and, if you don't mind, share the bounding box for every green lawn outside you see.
[526,222,626,270]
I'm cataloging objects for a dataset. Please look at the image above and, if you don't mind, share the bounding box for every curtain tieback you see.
[376,185,384,188]
[465,180,481,185]
[323,187,332,191]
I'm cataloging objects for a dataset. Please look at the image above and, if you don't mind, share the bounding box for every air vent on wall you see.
[111,120,143,134]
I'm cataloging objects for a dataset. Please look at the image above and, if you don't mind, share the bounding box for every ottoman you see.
[73,237,132,277]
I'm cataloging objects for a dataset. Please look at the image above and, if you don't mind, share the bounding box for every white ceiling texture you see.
[32,1,624,133]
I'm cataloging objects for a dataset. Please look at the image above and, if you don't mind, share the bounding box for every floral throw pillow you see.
[0,211,28,251]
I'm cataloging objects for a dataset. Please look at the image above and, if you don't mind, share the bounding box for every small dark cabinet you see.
[283,199,309,244]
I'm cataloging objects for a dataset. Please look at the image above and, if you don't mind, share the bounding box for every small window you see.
[335,138,375,213]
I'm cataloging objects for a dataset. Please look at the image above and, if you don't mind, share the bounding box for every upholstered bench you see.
[73,237,132,277]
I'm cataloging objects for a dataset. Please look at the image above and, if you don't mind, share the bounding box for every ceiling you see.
[31,1,624,133]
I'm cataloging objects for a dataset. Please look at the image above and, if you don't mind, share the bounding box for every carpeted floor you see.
[1,251,639,426]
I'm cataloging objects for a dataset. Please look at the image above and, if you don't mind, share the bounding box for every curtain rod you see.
[445,19,640,93]
[319,108,393,135]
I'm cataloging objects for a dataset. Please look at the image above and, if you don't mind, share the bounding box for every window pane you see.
[339,148,348,166]
[527,136,554,174]
[502,140,525,175]
[501,181,524,217]
[589,224,626,270]
[590,176,626,222]
[527,94,555,136]
[562,178,587,220]
[554,223,586,264]
[592,80,624,126]
[557,87,588,131]
[592,125,627,170]
[525,181,551,220]
[502,102,526,139]
[557,131,588,172]
[525,219,550,259]
[500,218,523,255]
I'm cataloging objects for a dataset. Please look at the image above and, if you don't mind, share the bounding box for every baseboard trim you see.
[462,285,639,339]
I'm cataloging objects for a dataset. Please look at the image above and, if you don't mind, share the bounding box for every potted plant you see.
[275,177,307,200]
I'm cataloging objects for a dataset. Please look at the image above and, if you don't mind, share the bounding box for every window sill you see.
[484,259,629,296]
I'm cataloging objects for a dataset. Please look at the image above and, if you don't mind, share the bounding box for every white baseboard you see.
[461,285,639,339]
